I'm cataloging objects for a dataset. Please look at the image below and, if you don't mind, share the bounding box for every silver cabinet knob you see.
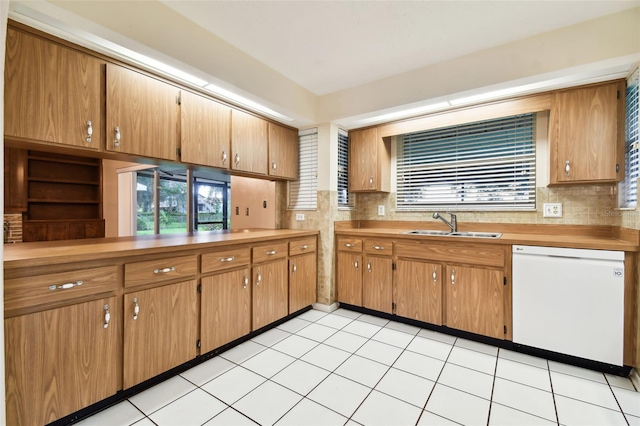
[103,304,111,329]
[114,126,121,147]
[133,297,140,320]
[86,120,93,143]
[222,150,227,165]
[565,160,571,177]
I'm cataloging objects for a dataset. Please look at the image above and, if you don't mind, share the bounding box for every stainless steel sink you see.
[403,230,451,236]
[403,230,502,239]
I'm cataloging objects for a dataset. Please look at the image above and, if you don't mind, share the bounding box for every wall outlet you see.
[378,205,385,216]
[543,203,563,218]
[296,213,305,221]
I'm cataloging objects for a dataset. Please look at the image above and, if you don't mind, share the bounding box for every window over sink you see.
[396,113,536,211]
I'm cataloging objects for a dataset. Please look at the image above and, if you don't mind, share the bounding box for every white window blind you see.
[397,113,536,211]
[337,129,354,208]
[288,128,318,210]
[622,68,639,208]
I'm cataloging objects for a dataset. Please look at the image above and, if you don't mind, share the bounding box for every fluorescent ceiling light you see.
[204,84,295,122]
[359,101,451,125]
[449,82,550,106]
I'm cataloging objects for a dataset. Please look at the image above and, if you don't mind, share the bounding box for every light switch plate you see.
[543,203,562,218]
[378,205,385,216]
[296,213,305,221]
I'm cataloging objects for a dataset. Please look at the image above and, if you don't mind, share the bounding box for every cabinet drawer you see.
[364,239,393,256]
[289,237,317,256]
[5,266,118,315]
[252,242,288,264]
[202,247,251,273]
[396,241,505,268]
[125,255,197,288]
[337,237,362,252]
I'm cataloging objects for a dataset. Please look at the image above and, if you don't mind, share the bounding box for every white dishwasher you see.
[512,245,625,366]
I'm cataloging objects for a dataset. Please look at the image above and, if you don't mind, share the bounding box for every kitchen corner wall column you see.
[279,122,355,306]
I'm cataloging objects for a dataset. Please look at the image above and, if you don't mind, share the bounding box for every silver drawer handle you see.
[345,243,355,248]
[220,256,235,262]
[153,266,176,274]
[86,120,93,143]
[373,245,384,250]
[103,304,111,329]
[300,245,309,250]
[49,280,83,291]
[266,250,277,255]
[256,271,262,286]
[114,126,121,147]
[222,150,227,165]
[133,297,140,320]
[243,273,248,289]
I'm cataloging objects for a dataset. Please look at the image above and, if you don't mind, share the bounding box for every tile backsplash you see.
[4,213,23,244]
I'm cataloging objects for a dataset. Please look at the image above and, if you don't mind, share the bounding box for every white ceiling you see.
[160,0,639,96]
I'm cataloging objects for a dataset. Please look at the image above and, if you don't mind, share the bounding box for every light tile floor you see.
[78,308,640,426]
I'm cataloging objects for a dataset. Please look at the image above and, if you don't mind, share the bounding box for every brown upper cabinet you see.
[268,123,298,180]
[4,27,102,151]
[231,109,268,175]
[106,63,180,161]
[180,90,232,168]
[349,126,391,192]
[549,80,625,184]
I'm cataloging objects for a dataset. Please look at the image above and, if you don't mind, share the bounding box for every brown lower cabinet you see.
[252,258,288,330]
[337,252,363,306]
[289,252,317,313]
[395,259,443,325]
[5,296,118,426]
[445,265,504,339]
[363,255,393,314]
[123,280,198,389]
[201,268,252,353]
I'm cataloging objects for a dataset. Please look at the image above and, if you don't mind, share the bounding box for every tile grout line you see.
[486,348,500,426]
[603,374,632,426]
[547,359,561,426]
[414,335,458,425]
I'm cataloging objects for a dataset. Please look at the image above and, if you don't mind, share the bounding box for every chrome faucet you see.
[433,212,457,233]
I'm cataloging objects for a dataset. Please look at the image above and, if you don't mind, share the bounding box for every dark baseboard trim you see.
[49,305,312,426]
[339,303,632,377]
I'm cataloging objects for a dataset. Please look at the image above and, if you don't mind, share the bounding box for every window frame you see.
[620,67,639,209]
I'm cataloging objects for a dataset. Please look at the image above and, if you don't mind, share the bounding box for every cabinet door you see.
[348,127,390,192]
[363,256,393,314]
[445,265,504,339]
[180,90,231,168]
[337,252,363,306]
[253,259,288,330]
[395,260,442,325]
[232,109,268,174]
[201,269,251,353]
[268,122,298,179]
[289,252,317,313]
[5,28,102,150]
[106,63,179,160]
[551,81,623,183]
[5,297,117,426]
[123,280,198,388]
